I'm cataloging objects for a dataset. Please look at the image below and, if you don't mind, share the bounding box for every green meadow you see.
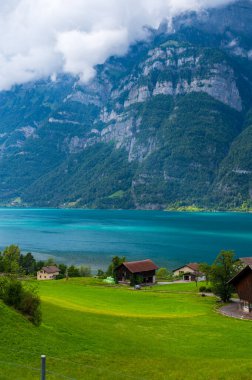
[1,279,252,380]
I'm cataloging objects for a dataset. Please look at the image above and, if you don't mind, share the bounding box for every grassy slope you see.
[1,279,252,380]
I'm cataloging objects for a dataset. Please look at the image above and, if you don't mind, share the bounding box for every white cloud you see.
[0,0,236,90]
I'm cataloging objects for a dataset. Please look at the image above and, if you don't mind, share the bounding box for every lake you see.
[0,208,251,270]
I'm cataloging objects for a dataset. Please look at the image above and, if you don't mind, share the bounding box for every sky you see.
[0,0,236,90]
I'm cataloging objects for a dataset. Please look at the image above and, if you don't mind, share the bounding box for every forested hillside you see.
[0,0,252,210]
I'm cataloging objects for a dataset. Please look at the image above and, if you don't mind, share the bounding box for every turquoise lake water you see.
[0,208,251,270]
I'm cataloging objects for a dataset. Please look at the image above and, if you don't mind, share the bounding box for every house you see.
[228,265,252,313]
[173,263,205,281]
[115,259,158,285]
[37,266,59,280]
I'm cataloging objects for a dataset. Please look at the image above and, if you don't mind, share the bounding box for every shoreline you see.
[0,206,251,214]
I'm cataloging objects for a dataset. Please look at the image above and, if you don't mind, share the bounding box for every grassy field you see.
[1,279,252,380]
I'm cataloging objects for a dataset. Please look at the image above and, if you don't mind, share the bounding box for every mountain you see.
[0,0,252,210]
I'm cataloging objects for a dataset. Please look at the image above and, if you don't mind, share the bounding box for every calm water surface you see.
[0,208,251,270]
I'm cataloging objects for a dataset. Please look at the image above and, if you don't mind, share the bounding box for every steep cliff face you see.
[0,0,252,210]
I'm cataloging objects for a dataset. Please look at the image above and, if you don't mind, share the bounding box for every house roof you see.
[228,265,252,286]
[173,263,200,273]
[41,266,59,274]
[120,259,158,273]
[240,257,252,266]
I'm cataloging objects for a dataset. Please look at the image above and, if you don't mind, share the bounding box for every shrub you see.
[19,289,42,326]
[97,269,106,279]
[56,274,65,280]
[0,277,7,298]
[0,278,41,326]
[199,286,212,293]
[3,279,23,308]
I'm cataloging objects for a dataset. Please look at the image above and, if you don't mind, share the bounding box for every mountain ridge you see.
[0,0,252,210]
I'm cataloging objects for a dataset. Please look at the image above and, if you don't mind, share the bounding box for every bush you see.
[199,286,206,292]
[3,279,23,308]
[199,286,212,293]
[0,277,7,299]
[56,274,65,280]
[0,278,41,326]
[97,269,106,279]
[19,289,41,326]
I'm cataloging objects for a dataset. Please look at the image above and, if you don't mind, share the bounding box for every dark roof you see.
[41,266,59,274]
[228,265,252,286]
[120,259,158,273]
[240,257,252,266]
[173,263,200,273]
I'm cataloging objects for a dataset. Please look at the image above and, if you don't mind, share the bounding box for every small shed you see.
[228,265,252,313]
[37,266,59,280]
[115,259,158,285]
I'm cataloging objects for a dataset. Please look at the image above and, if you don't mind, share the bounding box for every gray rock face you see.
[124,86,151,108]
[71,43,243,161]
[1,0,252,209]
[153,65,242,111]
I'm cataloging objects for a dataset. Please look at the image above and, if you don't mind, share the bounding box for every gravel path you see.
[219,301,252,320]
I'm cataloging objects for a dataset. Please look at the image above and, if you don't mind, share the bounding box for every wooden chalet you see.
[228,265,252,313]
[115,259,158,285]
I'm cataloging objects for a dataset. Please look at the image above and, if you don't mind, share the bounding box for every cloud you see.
[0,0,236,90]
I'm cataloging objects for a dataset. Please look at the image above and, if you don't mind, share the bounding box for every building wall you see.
[173,266,196,277]
[37,270,59,280]
[115,266,156,283]
[236,272,252,304]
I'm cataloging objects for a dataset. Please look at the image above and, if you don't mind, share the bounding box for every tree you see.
[156,268,171,280]
[210,250,237,302]
[199,263,212,284]
[44,258,56,266]
[35,260,45,271]
[107,256,126,277]
[79,265,91,277]
[2,245,21,274]
[68,265,80,277]
[0,252,4,272]
[58,263,67,277]
[19,252,36,275]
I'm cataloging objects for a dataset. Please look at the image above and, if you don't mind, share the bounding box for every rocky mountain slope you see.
[0,0,252,210]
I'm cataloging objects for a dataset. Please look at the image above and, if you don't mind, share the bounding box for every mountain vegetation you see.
[0,1,252,210]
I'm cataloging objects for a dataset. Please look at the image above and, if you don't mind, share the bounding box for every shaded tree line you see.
[0,245,92,278]
[198,250,243,302]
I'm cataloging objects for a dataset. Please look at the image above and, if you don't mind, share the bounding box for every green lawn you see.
[1,279,252,379]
